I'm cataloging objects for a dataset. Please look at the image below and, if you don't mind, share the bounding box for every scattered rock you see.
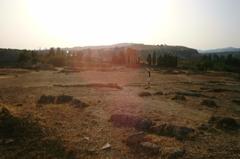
[37,95,88,108]
[208,116,239,131]
[0,106,11,120]
[172,95,186,101]
[126,132,146,147]
[207,88,228,92]
[4,138,15,144]
[83,136,90,141]
[15,103,23,107]
[37,95,55,104]
[200,87,210,91]
[54,83,122,89]
[216,118,239,131]
[163,147,185,159]
[126,133,160,155]
[176,91,203,97]
[138,92,152,97]
[126,133,185,157]
[135,119,154,131]
[140,142,160,155]
[36,104,43,108]
[198,123,211,131]
[150,124,194,140]
[110,114,194,140]
[110,114,139,127]
[110,114,153,131]
[201,99,217,108]
[56,95,73,104]
[153,91,164,96]
[101,143,111,150]
[206,88,240,93]
[232,99,240,105]
[208,116,220,124]
[86,148,97,154]
[71,99,89,108]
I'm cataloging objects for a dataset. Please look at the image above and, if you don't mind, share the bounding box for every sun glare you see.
[26,0,170,47]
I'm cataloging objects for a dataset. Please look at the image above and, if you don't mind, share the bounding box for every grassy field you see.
[0,67,239,159]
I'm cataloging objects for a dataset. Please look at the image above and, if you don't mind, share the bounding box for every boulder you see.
[138,92,152,97]
[110,114,153,131]
[216,117,239,131]
[208,116,239,131]
[150,124,194,140]
[201,99,217,108]
[154,91,164,96]
[56,95,73,104]
[71,99,89,108]
[172,95,186,101]
[37,95,55,104]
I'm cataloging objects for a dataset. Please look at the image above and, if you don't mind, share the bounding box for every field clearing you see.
[0,68,239,159]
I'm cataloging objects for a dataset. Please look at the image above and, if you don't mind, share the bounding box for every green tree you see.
[48,48,55,57]
[147,54,152,66]
[152,51,156,66]
[18,50,31,64]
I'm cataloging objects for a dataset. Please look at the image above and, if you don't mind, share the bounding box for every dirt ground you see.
[0,67,239,159]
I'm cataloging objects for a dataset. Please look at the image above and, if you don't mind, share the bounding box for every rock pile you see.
[37,95,89,108]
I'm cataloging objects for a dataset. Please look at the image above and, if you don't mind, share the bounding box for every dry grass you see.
[0,68,239,159]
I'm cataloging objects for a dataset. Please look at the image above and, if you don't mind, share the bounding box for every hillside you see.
[199,47,240,58]
[199,47,240,53]
[71,43,199,59]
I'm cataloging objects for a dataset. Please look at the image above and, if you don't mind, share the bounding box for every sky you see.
[0,0,240,50]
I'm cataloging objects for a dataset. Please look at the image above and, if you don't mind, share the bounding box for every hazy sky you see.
[1,0,240,49]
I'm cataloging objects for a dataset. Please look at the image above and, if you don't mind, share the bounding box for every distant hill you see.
[0,43,200,67]
[199,47,240,58]
[72,43,199,59]
[199,47,240,53]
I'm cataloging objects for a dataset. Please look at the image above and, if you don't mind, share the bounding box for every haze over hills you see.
[199,47,240,53]
[72,43,199,59]
[73,43,196,51]
[199,47,240,58]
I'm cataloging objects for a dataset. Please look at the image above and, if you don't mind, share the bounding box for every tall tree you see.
[147,54,152,66]
[48,48,55,57]
[56,47,62,55]
[152,51,156,65]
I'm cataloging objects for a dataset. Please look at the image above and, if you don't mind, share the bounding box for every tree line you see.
[1,47,240,73]
[147,51,178,67]
[195,54,240,72]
